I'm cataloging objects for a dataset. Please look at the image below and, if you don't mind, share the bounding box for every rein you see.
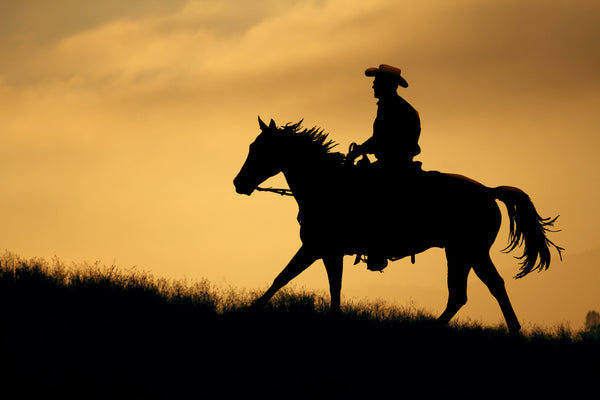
[256,187,293,196]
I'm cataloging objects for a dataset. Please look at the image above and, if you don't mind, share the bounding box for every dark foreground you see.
[0,254,598,399]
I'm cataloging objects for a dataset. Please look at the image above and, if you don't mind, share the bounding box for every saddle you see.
[345,144,424,271]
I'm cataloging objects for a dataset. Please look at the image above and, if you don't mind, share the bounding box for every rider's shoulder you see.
[379,93,409,106]
[378,94,415,114]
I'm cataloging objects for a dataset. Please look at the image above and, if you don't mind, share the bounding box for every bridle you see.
[255,186,293,196]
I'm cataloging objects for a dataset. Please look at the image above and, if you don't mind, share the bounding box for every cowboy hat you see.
[365,64,408,88]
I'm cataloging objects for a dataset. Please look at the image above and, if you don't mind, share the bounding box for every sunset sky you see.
[1,0,599,329]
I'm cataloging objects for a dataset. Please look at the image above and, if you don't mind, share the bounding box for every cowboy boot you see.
[367,253,388,272]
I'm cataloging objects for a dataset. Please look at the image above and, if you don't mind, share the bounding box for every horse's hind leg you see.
[473,253,521,335]
[437,248,471,326]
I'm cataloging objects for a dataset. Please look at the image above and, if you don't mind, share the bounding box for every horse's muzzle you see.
[233,176,255,196]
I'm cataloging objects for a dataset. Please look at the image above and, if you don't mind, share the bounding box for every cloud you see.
[1,0,395,142]
[2,0,599,160]
[0,0,188,42]
[3,0,599,101]
[1,0,597,156]
[0,0,320,86]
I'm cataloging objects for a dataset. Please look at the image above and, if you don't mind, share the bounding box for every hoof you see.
[248,298,267,311]
[508,328,522,338]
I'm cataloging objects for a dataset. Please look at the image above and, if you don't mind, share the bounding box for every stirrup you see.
[353,253,388,271]
[367,256,388,272]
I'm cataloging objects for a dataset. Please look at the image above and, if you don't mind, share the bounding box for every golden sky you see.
[1,0,599,328]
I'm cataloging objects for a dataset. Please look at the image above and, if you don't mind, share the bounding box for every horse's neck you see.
[282,165,314,201]
[283,162,336,208]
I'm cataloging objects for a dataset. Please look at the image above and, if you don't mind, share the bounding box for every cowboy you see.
[349,64,421,167]
[349,64,422,271]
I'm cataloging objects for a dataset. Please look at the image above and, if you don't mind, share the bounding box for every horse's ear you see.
[258,116,268,131]
[269,119,277,129]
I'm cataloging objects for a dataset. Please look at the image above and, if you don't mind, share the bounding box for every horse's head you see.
[234,117,286,195]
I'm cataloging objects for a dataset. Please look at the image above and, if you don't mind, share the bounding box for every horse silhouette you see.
[233,117,563,334]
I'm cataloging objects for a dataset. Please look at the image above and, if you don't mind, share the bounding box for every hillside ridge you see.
[0,252,597,398]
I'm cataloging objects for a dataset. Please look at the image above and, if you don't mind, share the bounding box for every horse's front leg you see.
[323,254,343,314]
[251,245,319,309]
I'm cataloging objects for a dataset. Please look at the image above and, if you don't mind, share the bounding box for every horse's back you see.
[419,170,492,200]
[441,173,485,187]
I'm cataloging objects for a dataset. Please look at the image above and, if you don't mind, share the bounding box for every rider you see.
[349,64,421,168]
[349,64,422,271]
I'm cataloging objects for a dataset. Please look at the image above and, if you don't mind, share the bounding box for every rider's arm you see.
[348,136,375,160]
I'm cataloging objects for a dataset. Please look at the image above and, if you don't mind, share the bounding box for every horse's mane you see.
[277,120,345,165]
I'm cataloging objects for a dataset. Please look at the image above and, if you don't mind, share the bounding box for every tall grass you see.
[0,251,598,398]
[0,250,596,342]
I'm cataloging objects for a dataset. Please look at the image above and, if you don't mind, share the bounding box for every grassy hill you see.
[0,252,598,399]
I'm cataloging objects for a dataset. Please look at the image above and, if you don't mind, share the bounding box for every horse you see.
[233,117,563,334]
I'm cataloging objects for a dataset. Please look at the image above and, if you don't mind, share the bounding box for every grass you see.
[0,251,598,399]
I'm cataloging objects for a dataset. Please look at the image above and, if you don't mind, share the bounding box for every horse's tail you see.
[492,186,564,279]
